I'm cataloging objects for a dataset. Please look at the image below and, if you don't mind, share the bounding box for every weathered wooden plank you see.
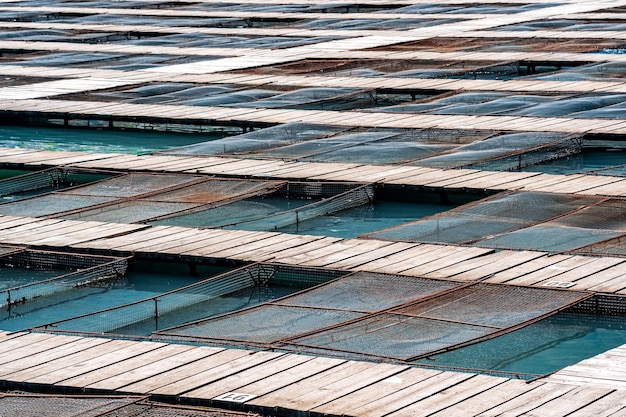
[518,385,615,416]
[482,254,574,284]
[324,241,420,270]
[117,349,259,394]
[86,346,224,392]
[180,353,315,401]
[499,255,600,287]
[24,341,166,386]
[2,339,143,383]
[477,382,579,416]
[566,390,626,416]
[296,239,396,268]
[401,247,495,276]
[355,244,445,273]
[0,337,111,378]
[426,379,544,417]
[249,361,406,414]
[384,374,508,417]
[55,344,201,390]
[308,367,445,417]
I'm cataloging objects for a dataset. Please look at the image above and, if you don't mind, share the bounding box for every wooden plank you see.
[262,236,344,262]
[239,235,329,262]
[117,349,260,394]
[70,226,193,251]
[355,244,445,273]
[541,257,626,290]
[55,344,201,390]
[324,241,420,270]
[499,255,600,287]
[566,390,626,416]
[383,374,508,417]
[249,361,407,414]
[482,254,574,284]
[308,368,446,417]
[296,239,396,268]
[23,341,166,386]
[0,333,67,365]
[401,247,495,276]
[477,382,578,416]
[518,385,615,416]
[112,229,233,254]
[426,379,545,416]
[183,231,281,258]
[373,245,487,274]
[0,337,111,378]
[2,339,143,383]
[180,353,315,401]
[421,250,531,280]
[85,346,224,392]
[445,250,548,281]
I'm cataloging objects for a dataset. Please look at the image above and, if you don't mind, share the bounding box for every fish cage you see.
[0,248,128,317]
[362,192,624,250]
[0,394,250,417]
[157,122,583,169]
[411,132,584,171]
[0,171,374,230]
[32,263,346,336]
[0,167,118,201]
[148,181,374,230]
[152,272,589,363]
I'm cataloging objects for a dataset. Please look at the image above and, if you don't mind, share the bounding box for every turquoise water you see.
[0,125,625,377]
[0,125,230,154]
[413,312,626,378]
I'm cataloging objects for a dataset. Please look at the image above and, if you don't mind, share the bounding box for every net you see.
[0,249,128,313]
[32,264,345,335]
[413,132,583,171]
[154,273,589,362]
[280,283,589,362]
[363,192,603,244]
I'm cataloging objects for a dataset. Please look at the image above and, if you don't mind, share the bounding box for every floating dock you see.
[2,0,626,415]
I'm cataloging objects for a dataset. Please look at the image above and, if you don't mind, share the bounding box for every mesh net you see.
[363,192,605,245]
[474,225,623,252]
[155,273,588,362]
[0,249,128,312]
[63,173,203,198]
[0,395,145,417]
[153,183,374,230]
[0,168,112,199]
[0,193,117,217]
[0,395,249,417]
[158,123,348,156]
[412,132,583,170]
[281,283,588,362]
[33,264,345,335]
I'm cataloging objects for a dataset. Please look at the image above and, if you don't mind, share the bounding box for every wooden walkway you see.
[2,0,626,415]
[0,147,625,197]
[0,330,623,417]
[0,214,625,295]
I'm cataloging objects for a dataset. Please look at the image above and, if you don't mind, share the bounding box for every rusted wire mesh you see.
[154,272,589,362]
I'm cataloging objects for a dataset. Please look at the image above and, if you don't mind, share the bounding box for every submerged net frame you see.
[0,249,129,312]
[0,167,120,199]
[361,191,608,246]
[152,272,590,363]
[218,182,375,231]
[31,263,346,336]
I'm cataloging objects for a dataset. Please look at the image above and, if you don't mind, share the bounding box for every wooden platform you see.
[0,330,622,417]
[2,0,626,415]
